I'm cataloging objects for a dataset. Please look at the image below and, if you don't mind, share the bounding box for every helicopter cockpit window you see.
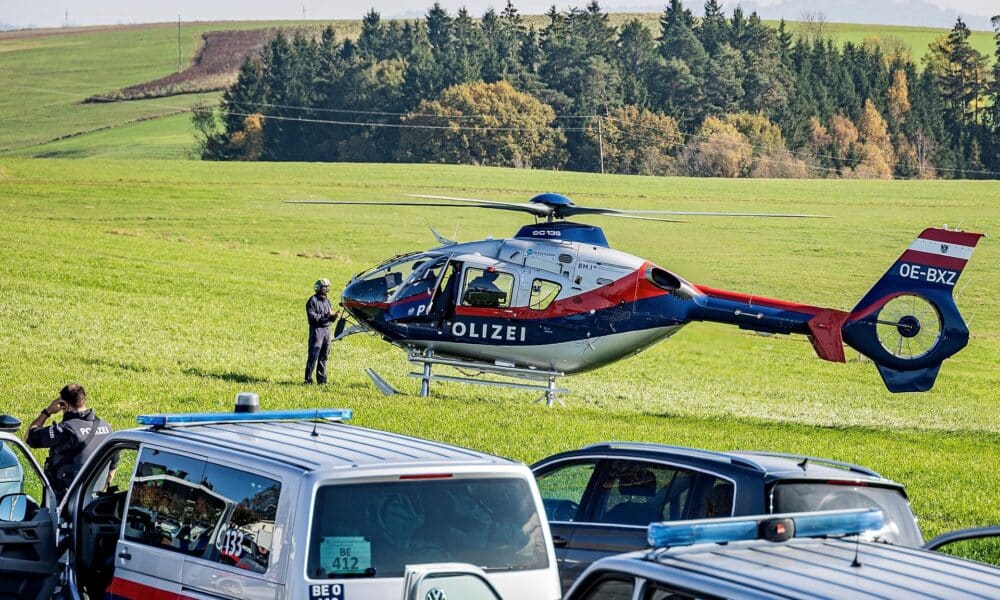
[462,268,514,309]
[395,256,449,301]
[529,279,561,311]
[347,254,430,303]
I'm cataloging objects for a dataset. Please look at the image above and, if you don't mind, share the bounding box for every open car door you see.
[924,526,1000,566]
[0,416,60,600]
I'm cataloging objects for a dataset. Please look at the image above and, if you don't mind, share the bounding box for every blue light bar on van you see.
[793,508,884,538]
[648,518,759,548]
[647,509,884,549]
[137,408,353,427]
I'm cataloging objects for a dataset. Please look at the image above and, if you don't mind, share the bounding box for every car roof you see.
[539,442,895,485]
[128,420,513,472]
[598,539,1000,599]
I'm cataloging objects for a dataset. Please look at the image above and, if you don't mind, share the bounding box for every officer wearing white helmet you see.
[305,278,338,384]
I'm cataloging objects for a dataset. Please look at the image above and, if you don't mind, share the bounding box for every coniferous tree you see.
[698,0,729,56]
[614,19,658,107]
[659,0,708,69]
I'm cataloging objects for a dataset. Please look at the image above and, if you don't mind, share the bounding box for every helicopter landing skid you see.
[406,350,568,407]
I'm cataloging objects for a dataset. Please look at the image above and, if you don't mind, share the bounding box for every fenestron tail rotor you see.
[875,294,943,360]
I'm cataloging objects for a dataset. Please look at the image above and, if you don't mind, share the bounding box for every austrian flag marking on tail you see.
[899,229,981,274]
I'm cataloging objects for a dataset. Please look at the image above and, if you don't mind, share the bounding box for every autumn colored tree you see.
[678,116,752,177]
[396,80,566,168]
[886,70,911,123]
[228,113,265,160]
[586,105,682,175]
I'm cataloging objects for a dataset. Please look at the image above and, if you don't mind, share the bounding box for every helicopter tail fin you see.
[840,227,985,392]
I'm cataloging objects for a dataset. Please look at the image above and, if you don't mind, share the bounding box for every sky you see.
[2,0,996,29]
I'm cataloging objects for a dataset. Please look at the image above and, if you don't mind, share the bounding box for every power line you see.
[220,95,1000,177]
[225,99,596,120]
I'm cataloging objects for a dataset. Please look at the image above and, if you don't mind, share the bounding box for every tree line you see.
[194,1,1000,179]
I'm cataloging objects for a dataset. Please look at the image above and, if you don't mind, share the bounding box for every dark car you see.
[563,509,1000,600]
[531,442,924,591]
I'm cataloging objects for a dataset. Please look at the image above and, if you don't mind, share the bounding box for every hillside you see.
[1,17,994,160]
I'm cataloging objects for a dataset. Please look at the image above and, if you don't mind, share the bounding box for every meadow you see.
[0,158,997,561]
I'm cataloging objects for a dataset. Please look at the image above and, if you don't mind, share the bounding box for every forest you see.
[194,1,1000,179]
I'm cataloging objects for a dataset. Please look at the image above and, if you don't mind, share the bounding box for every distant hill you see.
[609,0,994,30]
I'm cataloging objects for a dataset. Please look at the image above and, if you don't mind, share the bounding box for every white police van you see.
[563,509,1000,599]
[0,403,561,600]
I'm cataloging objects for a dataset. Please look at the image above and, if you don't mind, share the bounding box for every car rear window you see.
[771,481,923,547]
[307,477,549,579]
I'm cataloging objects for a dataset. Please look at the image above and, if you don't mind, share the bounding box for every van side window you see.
[529,279,561,310]
[124,449,281,573]
[462,268,514,308]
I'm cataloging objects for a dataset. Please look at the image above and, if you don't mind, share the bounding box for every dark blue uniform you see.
[305,294,333,383]
[26,409,115,499]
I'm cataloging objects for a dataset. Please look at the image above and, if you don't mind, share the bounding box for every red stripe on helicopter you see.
[916,228,985,247]
[898,249,967,270]
[847,291,908,321]
[454,263,669,320]
[343,300,391,309]
[106,576,196,599]
[693,285,826,316]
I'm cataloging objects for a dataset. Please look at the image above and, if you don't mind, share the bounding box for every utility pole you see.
[302,5,307,20]
[597,115,605,174]
[176,15,182,73]
[64,10,69,27]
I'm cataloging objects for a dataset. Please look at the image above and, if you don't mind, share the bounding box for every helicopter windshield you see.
[394,256,450,301]
[344,253,438,304]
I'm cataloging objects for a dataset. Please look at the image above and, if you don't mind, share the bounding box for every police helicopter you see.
[290,193,983,405]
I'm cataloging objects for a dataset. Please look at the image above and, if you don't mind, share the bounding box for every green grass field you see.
[0,158,997,561]
[1,18,994,160]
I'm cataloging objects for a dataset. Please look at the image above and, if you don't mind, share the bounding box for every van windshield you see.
[772,482,923,547]
[307,477,549,579]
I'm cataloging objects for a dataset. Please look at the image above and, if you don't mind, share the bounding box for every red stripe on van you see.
[106,576,197,600]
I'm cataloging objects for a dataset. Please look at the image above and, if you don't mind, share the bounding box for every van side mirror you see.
[0,493,28,522]
[0,415,21,432]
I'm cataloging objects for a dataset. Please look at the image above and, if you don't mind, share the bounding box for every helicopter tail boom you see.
[692,227,984,392]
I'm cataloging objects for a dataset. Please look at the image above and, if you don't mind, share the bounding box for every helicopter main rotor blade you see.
[285,200,533,211]
[404,194,552,217]
[600,213,687,223]
[564,206,831,218]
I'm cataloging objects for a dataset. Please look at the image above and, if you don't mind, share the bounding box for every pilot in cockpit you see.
[465,268,506,308]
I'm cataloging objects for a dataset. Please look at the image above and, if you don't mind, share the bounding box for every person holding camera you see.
[24,383,116,500]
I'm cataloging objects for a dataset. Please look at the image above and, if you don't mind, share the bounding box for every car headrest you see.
[615,468,657,498]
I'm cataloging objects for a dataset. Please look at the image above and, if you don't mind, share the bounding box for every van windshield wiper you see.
[323,567,377,578]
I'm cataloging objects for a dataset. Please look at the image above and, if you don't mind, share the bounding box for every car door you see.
[556,459,734,593]
[110,446,286,600]
[532,458,602,591]
[0,430,59,600]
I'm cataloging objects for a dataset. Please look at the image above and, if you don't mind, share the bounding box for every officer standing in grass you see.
[25,383,116,500]
[305,278,339,384]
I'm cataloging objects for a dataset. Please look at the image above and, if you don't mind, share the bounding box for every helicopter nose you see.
[342,278,390,323]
